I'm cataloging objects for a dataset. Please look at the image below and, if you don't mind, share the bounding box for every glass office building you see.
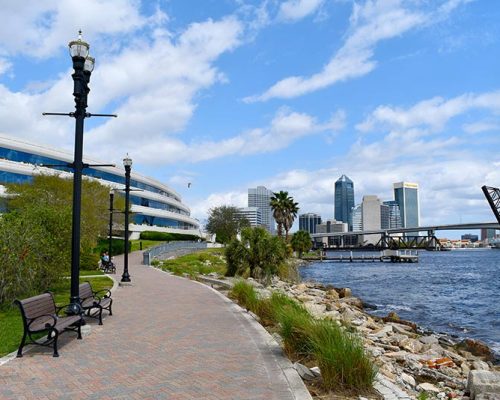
[299,213,322,234]
[0,134,200,238]
[248,186,276,234]
[334,175,354,230]
[383,200,402,229]
[394,182,419,235]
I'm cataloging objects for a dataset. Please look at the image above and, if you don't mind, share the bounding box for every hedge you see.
[139,231,201,242]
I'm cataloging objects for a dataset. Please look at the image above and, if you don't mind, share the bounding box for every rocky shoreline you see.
[214,272,500,400]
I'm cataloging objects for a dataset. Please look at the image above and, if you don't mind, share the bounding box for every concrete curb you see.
[149,266,312,400]
[0,273,118,367]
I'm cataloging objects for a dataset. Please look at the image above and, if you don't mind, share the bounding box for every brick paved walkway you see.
[0,252,306,400]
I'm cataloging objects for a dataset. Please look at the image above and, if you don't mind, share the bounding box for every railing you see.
[142,241,207,265]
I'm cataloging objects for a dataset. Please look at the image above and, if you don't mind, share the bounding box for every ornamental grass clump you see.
[309,319,376,391]
[230,281,259,313]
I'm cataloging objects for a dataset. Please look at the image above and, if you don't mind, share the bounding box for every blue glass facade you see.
[334,175,354,230]
[394,183,419,235]
[0,143,199,231]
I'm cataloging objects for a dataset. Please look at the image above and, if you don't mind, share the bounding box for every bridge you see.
[311,222,500,250]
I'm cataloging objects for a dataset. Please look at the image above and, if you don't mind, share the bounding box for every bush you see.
[309,320,376,391]
[139,231,201,241]
[229,281,259,313]
[81,250,100,270]
[95,238,129,256]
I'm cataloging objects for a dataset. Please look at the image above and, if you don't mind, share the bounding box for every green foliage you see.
[80,249,100,270]
[309,320,376,391]
[139,231,201,241]
[228,283,375,393]
[158,249,226,277]
[0,175,111,305]
[417,392,430,400]
[270,191,299,240]
[95,238,129,256]
[229,281,260,313]
[205,205,250,244]
[291,230,312,258]
[225,227,288,281]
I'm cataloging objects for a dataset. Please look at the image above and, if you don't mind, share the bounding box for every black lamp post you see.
[121,154,132,283]
[67,32,94,314]
[108,191,114,258]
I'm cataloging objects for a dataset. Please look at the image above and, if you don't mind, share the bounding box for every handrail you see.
[142,241,207,265]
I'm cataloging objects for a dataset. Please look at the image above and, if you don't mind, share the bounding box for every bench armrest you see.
[27,314,57,330]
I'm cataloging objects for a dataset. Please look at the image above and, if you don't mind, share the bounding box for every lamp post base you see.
[119,281,134,287]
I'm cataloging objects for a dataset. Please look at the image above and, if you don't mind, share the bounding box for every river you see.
[299,249,500,355]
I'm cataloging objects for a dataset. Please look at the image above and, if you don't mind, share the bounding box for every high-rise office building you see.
[362,195,382,245]
[481,228,497,242]
[394,182,420,234]
[380,203,390,230]
[351,204,363,232]
[248,186,276,234]
[299,213,322,234]
[237,207,263,227]
[383,200,402,229]
[334,175,354,230]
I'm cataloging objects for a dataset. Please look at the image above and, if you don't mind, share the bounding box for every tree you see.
[225,227,287,282]
[205,205,249,244]
[270,191,299,240]
[0,175,115,304]
[291,230,312,258]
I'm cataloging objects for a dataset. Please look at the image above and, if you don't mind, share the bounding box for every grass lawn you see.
[158,248,226,277]
[130,239,166,252]
[80,269,104,276]
[0,275,114,358]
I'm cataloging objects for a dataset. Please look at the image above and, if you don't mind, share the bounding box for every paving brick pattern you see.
[0,252,297,399]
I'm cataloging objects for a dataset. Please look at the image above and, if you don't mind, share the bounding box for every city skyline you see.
[0,1,498,240]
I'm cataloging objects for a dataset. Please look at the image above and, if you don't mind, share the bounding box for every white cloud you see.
[94,108,345,165]
[278,0,325,21]
[0,0,147,59]
[245,0,472,102]
[463,121,500,134]
[357,91,500,133]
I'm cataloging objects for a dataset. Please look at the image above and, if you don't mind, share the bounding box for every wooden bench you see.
[79,282,113,325]
[14,293,83,358]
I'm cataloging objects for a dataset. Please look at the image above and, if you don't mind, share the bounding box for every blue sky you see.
[0,0,499,237]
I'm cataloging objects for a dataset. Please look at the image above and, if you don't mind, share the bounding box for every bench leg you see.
[77,320,82,339]
[16,331,27,358]
[52,331,59,357]
[98,307,103,325]
[109,299,113,316]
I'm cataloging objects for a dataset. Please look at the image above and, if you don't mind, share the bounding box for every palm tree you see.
[291,230,312,258]
[283,198,299,241]
[270,191,299,240]
[270,191,288,238]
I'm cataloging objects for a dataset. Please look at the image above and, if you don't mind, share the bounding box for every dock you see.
[306,250,418,263]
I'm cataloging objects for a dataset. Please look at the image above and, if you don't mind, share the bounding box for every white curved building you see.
[0,134,200,238]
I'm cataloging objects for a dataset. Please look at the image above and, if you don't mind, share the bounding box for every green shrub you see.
[229,281,259,313]
[95,238,130,256]
[139,231,201,241]
[309,319,376,391]
[80,250,100,270]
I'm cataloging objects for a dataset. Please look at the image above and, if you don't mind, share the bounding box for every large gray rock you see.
[467,370,500,399]
[294,362,316,381]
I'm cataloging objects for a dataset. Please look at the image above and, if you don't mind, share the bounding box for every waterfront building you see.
[0,134,200,239]
[351,204,363,232]
[362,195,382,245]
[316,219,348,247]
[380,203,390,230]
[480,228,497,242]
[248,186,276,234]
[461,234,478,243]
[299,213,322,234]
[334,175,354,230]
[383,200,402,229]
[394,182,420,235]
[237,207,263,227]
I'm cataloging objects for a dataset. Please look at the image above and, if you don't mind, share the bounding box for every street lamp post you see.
[121,154,132,283]
[108,191,114,258]
[67,32,94,314]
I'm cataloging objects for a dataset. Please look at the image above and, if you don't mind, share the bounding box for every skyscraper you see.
[394,182,420,234]
[299,213,322,234]
[334,175,354,230]
[362,195,382,245]
[383,200,402,229]
[248,186,276,234]
[237,207,263,227]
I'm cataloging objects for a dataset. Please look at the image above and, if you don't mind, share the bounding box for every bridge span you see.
[311,222,500,250]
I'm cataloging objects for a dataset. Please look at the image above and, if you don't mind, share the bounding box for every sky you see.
[0,0,499,238]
